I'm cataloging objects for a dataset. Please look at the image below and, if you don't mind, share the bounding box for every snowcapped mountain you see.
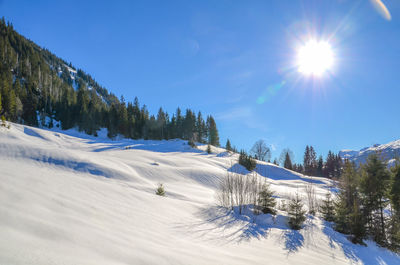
[1,123,399,264]
[339,139,400,167]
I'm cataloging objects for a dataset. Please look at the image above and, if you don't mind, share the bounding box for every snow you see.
[0,123,399,265]
[339,139,400,166]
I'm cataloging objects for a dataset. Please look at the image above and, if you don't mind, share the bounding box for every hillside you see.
[1,123,398,265]
[340,139,400,167]
[0,19,219,144]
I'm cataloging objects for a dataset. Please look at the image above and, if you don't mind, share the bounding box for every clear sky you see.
[1,0,400,163]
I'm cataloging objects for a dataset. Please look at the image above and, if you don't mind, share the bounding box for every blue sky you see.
[1,0,400,163]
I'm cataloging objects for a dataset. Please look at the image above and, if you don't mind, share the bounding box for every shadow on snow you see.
[228,163,325,185]
[322,222,399,265]
[175,205,304,254]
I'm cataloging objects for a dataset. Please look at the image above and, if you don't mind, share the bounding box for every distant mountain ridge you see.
[339,139,400,167]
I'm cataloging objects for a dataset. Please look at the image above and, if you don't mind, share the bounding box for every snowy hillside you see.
[340,139,400,167]
[1,123,399,265]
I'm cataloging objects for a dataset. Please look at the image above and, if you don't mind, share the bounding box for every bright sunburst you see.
[297,40,334,76]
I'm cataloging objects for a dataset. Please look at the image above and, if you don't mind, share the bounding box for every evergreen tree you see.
[225,139,232,152]
[388,215,400,252]
[317,155,324,177]
[207,144,212,154]
[279,148,294,167]
[238,150,257,171]
[258,182,276,214]
[360,153,391,245]
[390,164,400,251]
[288,193,306,230]
[320,192,335,222]
[157,107,167,140]
[334,196,350,234]
[155,183,165,196]
[183,109,196,140]
[284,152,293,170]
[196,111,206,143]
[390,163,400,216]
[309,146,317,174]
[207,115,219,146]
[334,160,361,235]
[1,115,6,127]
[325,151,336,178]
[176,108,183,139]
[303,146,311,175]
[334,154,343,179]
[349,200,366,244]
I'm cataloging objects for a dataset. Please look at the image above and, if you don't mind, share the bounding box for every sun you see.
[297,40,334,76]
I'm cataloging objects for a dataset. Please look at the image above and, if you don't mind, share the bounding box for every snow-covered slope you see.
[340,139,400,167]
[1,123,399,265]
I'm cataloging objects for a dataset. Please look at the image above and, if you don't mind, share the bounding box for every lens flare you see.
[370,0,391,21]
[297,40,334,76]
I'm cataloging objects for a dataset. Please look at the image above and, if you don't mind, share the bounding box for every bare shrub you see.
[305,182,318,215]
[217,165,274,216]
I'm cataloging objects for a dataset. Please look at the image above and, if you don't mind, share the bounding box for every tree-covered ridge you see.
[0,18,219,145]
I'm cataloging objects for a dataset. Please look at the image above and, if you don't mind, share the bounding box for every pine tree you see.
[288,193,306,230]
[360,153,391,245]
[320,192,335,222]
[1,115,6,127]
[389,163,400,251]
[388,215,400,252]
[317,155,324,177]
[304,146,310,170]
[207,144,212,154]
[207,115,220,147]
[349,200,366,244]
[390,163,400,216]
[334,160,361,235]
[325,151,336,178]
[196,111,205,143]
[155,183,165,196]
[258,182,276,214]
[334,154,343,179]
[238,150,256,171]
[309,146,317,175]
[225,139,232,152]
[284,152,293,170]
[334,197,350,234]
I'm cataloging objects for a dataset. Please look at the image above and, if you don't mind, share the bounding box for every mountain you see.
[339,139,400,167]
[1,122,399,264]
[0,18,219,144]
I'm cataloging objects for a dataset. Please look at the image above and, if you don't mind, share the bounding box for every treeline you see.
[238,140,343,179]
[320,155,400,251]
[266,144,343,179]
[0,18,219,144]
[291,146,343,179]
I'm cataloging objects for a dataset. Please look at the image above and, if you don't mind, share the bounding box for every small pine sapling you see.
[155,183,166,196]
[320,192,335,222]
[258,182,276,214]
[288,193,306,230]
[1,115,6,127]
[207,144,212,154]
